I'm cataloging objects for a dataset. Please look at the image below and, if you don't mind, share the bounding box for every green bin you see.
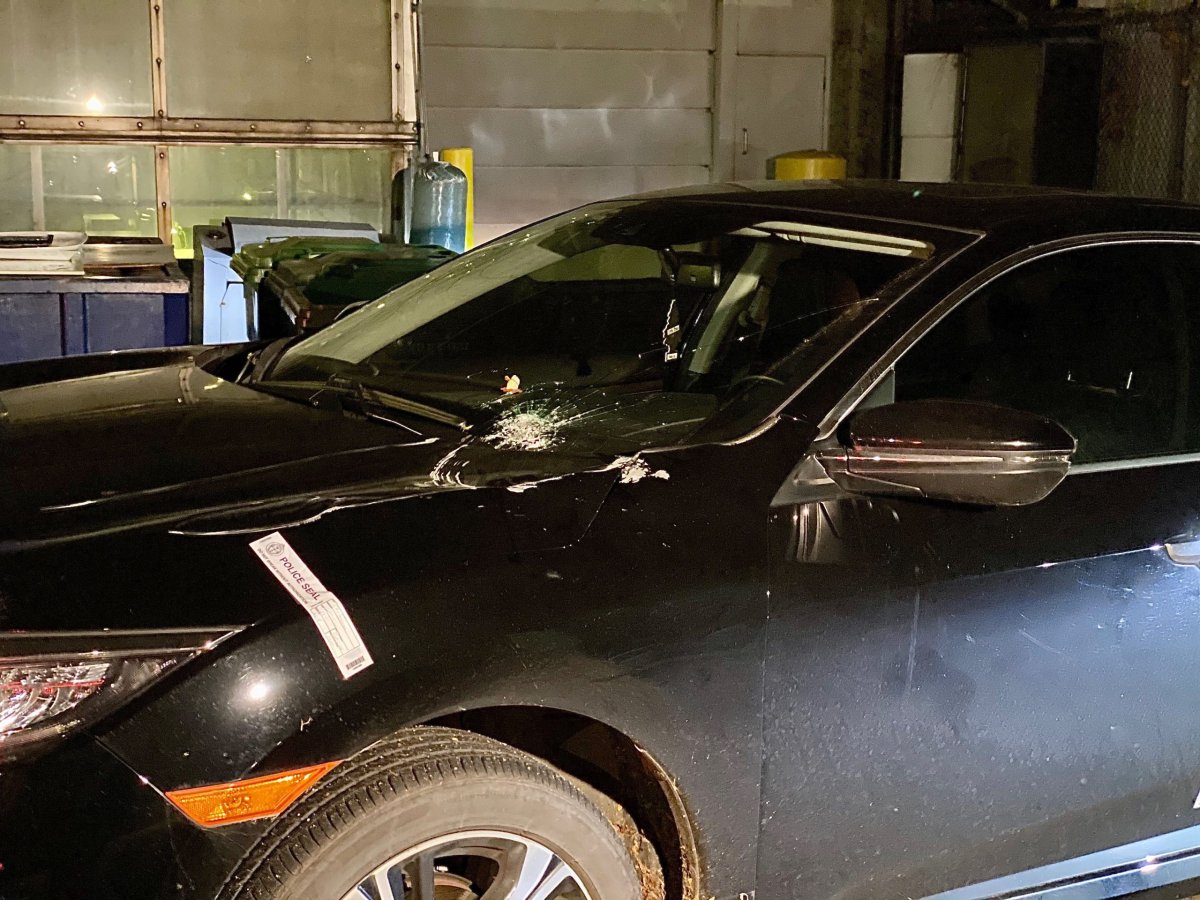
[231,236,385,337]
[258,245,456,335]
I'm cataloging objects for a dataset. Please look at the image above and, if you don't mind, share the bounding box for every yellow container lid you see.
[769,150,847,181]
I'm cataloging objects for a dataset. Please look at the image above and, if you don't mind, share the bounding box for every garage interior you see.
[0,0,1193,354]
[5,2,1200,900]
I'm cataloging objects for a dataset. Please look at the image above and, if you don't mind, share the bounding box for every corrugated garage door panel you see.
[422,0,714,241]
[428,109,711,167]
[422,48,712,110]
[422,0,714,51]
[736,0,832,56]
[471,165,711,225]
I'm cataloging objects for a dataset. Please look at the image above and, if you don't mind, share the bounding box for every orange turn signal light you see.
[165,760,341,827]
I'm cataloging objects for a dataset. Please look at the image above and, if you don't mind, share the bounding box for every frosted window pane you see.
[169,146,279,254]
[164,0,392,121]
[0,144,156,235]
[0,145,34,230]
[41,145,157,235]
[169,147,390,254]
[286,148,390,229]
[0,0,153,116]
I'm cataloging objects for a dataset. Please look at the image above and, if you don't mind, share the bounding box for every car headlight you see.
[0,628,238,761]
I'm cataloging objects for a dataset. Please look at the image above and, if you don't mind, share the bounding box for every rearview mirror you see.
[815,399,1076,507]
[662,250,721,290]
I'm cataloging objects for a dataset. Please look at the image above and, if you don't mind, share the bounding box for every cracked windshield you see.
[260,200,930,453]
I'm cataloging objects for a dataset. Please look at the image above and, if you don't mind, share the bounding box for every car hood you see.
[0,349,619,548]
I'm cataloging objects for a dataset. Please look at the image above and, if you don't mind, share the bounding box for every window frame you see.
[817,232,1200,473]
[0,0,418,249]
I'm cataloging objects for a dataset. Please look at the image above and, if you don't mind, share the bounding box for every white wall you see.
[423,0,833,242]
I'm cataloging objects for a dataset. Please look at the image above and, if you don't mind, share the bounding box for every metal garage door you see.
[422,0,715,243]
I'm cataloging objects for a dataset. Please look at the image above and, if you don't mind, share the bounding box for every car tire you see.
[222,726,648,900]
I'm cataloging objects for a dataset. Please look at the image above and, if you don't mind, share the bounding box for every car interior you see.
[895,244,1192,464]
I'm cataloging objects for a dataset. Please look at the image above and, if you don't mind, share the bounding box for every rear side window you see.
[895,243,1200,464]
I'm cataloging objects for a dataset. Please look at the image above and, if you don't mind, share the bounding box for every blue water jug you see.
[399,157,467,253]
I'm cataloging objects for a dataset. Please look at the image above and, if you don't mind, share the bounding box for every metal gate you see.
[1096,6,1200,201]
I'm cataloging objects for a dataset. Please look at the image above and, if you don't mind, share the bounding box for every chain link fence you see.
[1096,5,1200,200]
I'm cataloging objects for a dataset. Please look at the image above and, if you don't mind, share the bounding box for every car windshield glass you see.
[263,200,933,452]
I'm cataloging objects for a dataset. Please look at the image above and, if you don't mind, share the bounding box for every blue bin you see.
[0,267,190,364]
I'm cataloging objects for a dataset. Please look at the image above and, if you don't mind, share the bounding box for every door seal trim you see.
[925,822,1200,900]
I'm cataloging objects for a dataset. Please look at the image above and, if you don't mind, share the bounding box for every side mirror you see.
[816,399,1076,507]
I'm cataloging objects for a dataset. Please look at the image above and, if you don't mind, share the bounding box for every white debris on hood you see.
[615,456,670,484]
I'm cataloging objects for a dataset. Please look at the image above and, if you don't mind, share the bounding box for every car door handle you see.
[742,128,749,155]
[1165,538,1200,566]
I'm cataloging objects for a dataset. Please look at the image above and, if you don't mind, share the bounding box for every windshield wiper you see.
[309,375,469,431]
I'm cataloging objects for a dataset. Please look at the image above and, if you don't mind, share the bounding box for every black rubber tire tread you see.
[220,726,640,900]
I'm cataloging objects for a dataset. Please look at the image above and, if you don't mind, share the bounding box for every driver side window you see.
[894,243,1198,465]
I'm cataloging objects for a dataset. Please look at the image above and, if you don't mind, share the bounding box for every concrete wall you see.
[828,0,893,179]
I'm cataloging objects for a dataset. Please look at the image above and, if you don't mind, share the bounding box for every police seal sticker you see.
[249,531,373,679]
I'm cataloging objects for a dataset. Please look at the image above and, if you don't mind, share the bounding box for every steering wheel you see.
[730,374,786,390]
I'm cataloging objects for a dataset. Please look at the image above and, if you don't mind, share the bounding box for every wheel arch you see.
[127,620,715,900]
[423,705,701,900]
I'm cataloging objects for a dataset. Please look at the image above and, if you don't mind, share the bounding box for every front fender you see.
[97,436,785,900]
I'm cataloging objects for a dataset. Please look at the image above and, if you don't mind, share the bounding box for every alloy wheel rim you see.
[343,829,593,900]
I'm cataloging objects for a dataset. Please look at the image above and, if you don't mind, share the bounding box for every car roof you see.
[633,179,1200,238]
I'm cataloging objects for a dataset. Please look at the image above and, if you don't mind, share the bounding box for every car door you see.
[758,240,1200,898]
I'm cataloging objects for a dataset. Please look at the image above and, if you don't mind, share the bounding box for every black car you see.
[5,181,1200,900]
